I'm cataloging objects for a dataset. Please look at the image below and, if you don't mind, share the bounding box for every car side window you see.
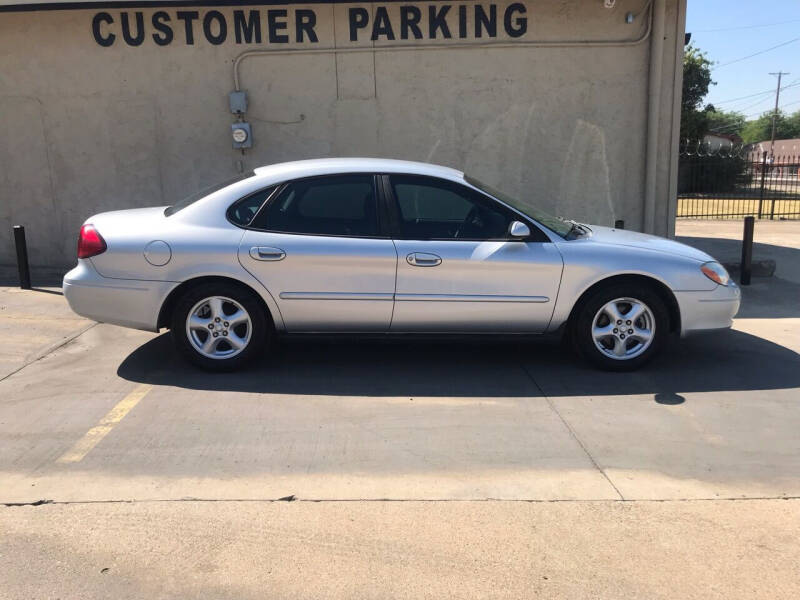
[227,186,277,227]
[251,175,379,237]
[389,175,513,240]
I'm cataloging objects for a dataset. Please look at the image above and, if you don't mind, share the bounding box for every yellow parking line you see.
[56,384,152,464]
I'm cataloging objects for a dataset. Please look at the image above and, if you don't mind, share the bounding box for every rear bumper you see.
[675,282,741,337]
[62,260,175,332]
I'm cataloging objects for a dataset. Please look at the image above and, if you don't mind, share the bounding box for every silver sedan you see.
[63,158,740,371]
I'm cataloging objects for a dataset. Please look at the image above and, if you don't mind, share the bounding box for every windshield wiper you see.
[563,219,589,239]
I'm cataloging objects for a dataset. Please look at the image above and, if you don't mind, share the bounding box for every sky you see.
[686,0,800,120]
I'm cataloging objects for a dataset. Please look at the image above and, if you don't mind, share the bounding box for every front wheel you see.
[572,284,669,371]
[171,282,269,371]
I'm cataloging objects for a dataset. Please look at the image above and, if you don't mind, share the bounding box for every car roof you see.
[251,158,465,183]
[171,158,470,226]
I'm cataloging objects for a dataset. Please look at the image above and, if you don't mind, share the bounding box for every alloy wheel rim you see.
[186,296,252,360]
[591,297,655,361]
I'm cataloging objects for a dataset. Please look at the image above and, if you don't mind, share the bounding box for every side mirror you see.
[509,221,531,238]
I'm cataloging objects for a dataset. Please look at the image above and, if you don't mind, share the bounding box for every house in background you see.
[745,138,800,159]
[745,139,800,178]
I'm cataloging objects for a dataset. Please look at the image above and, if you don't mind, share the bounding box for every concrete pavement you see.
[2,313,800,504]
[3,500,799,599]
[0,286,92,380]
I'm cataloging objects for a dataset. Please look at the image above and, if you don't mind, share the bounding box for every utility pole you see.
[768,71,790,158]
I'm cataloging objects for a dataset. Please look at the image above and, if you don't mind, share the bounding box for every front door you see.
[385,174,563,333]
[238,174,397,332]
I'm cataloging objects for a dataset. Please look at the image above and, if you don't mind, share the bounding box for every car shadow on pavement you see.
[117,328,800,398]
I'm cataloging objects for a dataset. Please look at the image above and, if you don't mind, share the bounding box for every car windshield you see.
[164,171,255,216]
[464,175,575,238]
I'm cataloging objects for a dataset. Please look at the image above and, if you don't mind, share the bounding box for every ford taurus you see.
[63,158,740,371]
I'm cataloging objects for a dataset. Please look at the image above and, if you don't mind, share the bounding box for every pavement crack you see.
[3,499,53,507]
[2,497,800,507]
[0,322,96,383]
[519,362,626,501]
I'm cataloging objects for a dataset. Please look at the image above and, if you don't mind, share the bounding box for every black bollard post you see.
[740,216,754,286]
[13,226,32,290]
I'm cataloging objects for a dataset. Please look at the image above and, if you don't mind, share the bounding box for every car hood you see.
[583,225,714,262]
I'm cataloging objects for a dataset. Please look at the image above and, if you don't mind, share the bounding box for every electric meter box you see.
[231,122,252,149]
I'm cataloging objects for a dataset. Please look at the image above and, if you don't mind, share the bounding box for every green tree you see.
[705,108,746,138]
[787,110,800,139]
[740,109,800,144]
[680,45,715,140]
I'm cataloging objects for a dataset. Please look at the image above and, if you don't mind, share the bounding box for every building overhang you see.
[3,0,357,12]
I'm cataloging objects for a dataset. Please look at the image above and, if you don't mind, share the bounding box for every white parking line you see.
[56,384,153,464]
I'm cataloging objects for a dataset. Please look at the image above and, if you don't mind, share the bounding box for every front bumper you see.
[63,260,176,332]
[674,281,741,337]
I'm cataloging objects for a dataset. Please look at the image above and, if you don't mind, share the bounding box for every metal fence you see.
[677,142,800,220]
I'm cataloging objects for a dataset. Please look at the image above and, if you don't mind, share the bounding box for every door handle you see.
[249,246,286,261]
[406,252,442,267]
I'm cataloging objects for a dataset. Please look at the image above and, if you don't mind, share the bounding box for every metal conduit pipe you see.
[232,0,655,91]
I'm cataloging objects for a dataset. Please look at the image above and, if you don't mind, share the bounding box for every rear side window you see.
[251,175,379,237]
[165,171,255,216]
[227,186,276,226]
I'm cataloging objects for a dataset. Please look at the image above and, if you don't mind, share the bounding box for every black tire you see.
[170,281,270,371]
[571,283,669,371]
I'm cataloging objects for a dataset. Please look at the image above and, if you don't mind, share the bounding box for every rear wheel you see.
[171,282,269,371]
[572,284,669,371]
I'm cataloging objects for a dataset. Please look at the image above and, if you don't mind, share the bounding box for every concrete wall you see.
[0,0,686,277]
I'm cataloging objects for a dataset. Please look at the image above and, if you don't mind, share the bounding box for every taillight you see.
[77,224,107,259]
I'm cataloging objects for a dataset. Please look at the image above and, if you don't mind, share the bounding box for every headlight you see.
[700,261,730,286]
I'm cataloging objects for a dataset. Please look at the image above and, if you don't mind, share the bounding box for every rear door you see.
[238,174,397,332]
[383,174,563,333]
